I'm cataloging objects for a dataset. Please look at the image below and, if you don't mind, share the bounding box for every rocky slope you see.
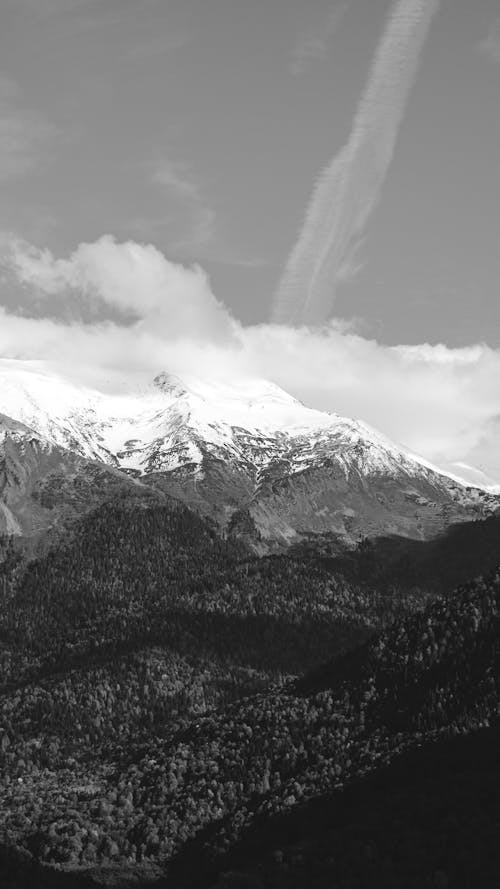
[0,359,498,551]
[0,411,158,552]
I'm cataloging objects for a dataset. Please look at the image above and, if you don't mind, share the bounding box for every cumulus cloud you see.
[273,0,440,325]
[3,234,235,341]
[1,233,500,482]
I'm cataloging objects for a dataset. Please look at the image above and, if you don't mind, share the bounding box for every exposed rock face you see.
[0,359,498,551]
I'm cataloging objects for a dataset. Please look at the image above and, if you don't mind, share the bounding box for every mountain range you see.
[0,359,498,552]
[1,359,500,887]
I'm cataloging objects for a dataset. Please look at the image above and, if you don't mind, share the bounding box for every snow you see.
[0,359,488,490]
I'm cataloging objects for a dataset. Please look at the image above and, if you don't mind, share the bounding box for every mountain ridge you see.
[0,360,498,551]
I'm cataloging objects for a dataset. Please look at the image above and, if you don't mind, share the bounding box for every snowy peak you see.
[150,373,308,432]
[0,359,478,482]
[152,371,187,398]
[0,360,498,551]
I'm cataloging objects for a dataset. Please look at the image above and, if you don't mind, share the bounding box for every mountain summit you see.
[0,360,497,550]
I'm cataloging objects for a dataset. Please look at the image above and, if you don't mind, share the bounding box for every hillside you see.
[198,723,500,889]
[0,506,499,884]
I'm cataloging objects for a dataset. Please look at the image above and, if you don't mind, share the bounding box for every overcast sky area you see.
[1,0,500,483]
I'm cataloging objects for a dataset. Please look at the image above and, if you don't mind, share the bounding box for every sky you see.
[0,0,500,483]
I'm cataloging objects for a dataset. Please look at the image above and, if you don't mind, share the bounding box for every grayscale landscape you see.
[1,1,500,887]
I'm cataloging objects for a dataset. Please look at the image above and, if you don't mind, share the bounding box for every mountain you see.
[1,402,499,887]
[0,359,498,551]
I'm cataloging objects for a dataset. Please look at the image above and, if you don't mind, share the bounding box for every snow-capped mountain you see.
[0,359,497,550]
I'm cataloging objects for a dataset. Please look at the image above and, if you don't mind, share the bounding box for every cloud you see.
[241,326,500,473]
[0,77,55,182]
[291,4,348,75]
[274,0,440,325]
[2,234,235,342]
[137,157,262,267]
[153,159,204,203]
[479,18,500,63]
[151,157,217,251]
[458,415,500,486]
[1,233,500,482]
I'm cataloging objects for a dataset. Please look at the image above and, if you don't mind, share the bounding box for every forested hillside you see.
[1,497,437,687]
[296,513,500,594]
[0,492,499,886]
[199,723,500,889]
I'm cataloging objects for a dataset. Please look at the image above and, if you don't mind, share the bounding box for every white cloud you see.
[1,233,500,482]
[479,18,500,63]
[241,325,500,472]
[291,4,348,76]
[2,234,236,342]
[274,0,440,325]
[0,77,55,182]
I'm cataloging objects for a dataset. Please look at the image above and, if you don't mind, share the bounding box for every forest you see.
[0,498,499,886]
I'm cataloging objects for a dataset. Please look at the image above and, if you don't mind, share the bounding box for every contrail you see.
[272,0,440,325]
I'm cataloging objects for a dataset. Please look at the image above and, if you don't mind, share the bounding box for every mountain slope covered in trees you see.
[196,723,500,889]
[0,495,499,886]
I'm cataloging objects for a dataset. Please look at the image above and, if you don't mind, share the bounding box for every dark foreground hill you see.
[0,487,499,888]
[195,723,500,889]
[2,723,500,889]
